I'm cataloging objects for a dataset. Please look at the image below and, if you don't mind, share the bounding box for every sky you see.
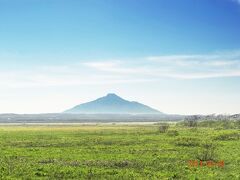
[0,0,240,115]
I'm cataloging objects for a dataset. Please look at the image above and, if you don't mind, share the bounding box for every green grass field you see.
[0,124,239,179]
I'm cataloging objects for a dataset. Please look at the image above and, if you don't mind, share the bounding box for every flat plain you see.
[0,123,239,179]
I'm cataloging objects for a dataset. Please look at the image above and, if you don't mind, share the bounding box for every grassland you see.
[0,123,239,179]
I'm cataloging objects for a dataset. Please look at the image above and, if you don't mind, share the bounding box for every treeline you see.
[177,115,240,129]
[184,114,240,121]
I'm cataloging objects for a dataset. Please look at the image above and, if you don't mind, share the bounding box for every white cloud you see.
[83,51,240,79]
[0,50,240,89]
[0,64,153,89]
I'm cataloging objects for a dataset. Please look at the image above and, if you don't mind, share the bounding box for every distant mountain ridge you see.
[64,93,162,114]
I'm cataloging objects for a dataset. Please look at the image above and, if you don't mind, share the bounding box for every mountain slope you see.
[64,93,162,114]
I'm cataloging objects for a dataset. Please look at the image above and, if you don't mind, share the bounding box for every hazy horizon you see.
[1,0,240,115]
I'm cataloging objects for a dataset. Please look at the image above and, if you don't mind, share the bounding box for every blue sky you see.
[0,0,240,114]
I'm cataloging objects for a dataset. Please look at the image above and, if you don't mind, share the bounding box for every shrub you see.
[196,141,218,161]
[175,137,201,147]
[236,120,240,129]
[197,120,216,128]
[167,130,179,136]
[158,123,170,133]
[222,120,235,129]
[183,115,200,127]
[187,120,198,127]
[197,119,236,129]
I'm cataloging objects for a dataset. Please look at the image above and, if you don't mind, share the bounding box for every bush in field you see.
[236,120,240,129]
[175,137,201,147]
[177,120,196,128]
[184,115,200,127]
[197,120,216,128]
[196,141,218,161]
[187,120,198,127]
[167,130,179,136]
[221,120,235,129]
[158,123,170,133]
[197,119,237,129]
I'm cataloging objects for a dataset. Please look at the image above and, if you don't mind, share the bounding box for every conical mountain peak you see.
[105,93,121,98]
[64,94,162,114]
[106,93,119,97]
[103,93,124,101]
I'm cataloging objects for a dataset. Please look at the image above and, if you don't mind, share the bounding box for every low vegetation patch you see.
[0,124,239,179]
[196,141,218,161]
[214,132,240,141]
[175,137,201,147]
[167,130,179,136]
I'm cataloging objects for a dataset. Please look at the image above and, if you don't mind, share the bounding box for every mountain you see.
[64,93,162,114]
